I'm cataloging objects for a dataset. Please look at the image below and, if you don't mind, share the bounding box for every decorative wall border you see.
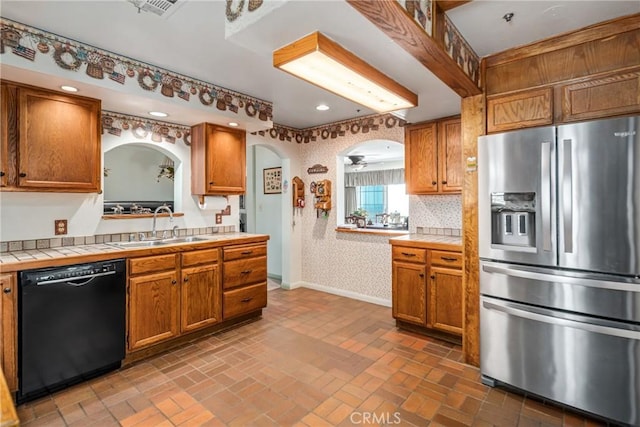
[443,15,480,87]
[252,113,406,143]
[0,17,273,122]
[101,111,192,145]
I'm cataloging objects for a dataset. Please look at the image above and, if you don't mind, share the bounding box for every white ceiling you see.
[1,1,638,133]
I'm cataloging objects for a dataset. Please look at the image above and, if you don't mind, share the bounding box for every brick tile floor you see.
[17,288,612,426]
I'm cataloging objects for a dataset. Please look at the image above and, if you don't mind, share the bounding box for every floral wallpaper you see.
[443,15,481,87]
[0,18,273,123]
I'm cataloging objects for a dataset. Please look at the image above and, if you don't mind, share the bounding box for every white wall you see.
[0,130,234,242]
[251,145,283,278]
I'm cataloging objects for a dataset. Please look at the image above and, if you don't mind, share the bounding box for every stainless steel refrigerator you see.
[478,115,640,426]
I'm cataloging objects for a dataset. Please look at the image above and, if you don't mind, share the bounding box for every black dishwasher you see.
[18,259,126,403]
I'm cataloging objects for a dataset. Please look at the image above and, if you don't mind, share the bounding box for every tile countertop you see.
[0,233,269,273]
[388,234,462,252]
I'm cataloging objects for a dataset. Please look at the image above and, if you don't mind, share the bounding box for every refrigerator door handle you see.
[540,141,552,251]
[482,262,640,292]
[561,138,573,253]
[482,298,640,339]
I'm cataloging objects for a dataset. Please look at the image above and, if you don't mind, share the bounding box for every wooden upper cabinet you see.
[486,87,553,133]
[437,117,462,193]
[558,69,640,123]
[191,123,246,195]
[0,82,101,192]
[405,117,462,195]
[405,122,438,194]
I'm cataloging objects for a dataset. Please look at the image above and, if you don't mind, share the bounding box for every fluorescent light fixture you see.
[60,85,78,92]
[274,32,417,113]
[228,122,239,127]
[149,111,168,117]
[316,104,330,111]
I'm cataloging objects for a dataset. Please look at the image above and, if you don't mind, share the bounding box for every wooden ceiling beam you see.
[437,1,471,12]
[347,0,481,98]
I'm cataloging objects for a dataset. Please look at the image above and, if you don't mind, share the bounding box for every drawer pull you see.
[241,270,253,275]
[440,257,458,262]
[241,297,253,303]
[401,252,416,257]
[419,273,424,278]
[241,250,253,255]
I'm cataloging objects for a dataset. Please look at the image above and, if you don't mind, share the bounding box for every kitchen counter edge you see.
[0,233,270,273]
[388,234,462,252]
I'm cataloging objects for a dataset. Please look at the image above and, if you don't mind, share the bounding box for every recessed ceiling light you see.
[316,104,330,111]
[149,111,168,117]
[228,122,239,127]
[60,85,78,92]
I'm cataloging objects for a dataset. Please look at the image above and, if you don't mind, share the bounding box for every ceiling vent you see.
[127,0,184,18]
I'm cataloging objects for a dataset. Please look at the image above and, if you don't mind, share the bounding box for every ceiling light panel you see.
[274,32,417,113]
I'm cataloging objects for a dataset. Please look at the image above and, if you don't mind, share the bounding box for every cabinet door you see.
[405,123,438,194]
[438,117,462,194]
[0,273,17,391]
[0,83,16,188]
[128,271,179,351]
[17,87,101,192]
[392,261,427,325]
[191,123,246,195]
[486,87,553,133]
[181,264,221,333]
[427,266,463,336]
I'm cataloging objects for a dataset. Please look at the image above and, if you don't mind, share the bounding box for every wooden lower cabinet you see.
[128,270,180,351]
[222,243,268,320]
[0,273,17,391]
[428,266,463,335]
[391,244,462,339]
[128,249,222,352]
[181,264,221,333]
[392,261,426,325]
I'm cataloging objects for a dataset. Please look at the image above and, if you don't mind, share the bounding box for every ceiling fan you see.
[347,155,368,171]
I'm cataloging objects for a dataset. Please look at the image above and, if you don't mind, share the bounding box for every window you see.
[354,183,409,227]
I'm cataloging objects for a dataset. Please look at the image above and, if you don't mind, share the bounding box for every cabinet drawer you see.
[129,254,177,275]
[182,248,219,267]
[223,282,267,319]
[223,244,267,261]
[430,250,462,269]
[392,246,427,263]
[223,256,267,289]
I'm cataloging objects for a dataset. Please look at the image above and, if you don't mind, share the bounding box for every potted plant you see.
[352,207,368,228]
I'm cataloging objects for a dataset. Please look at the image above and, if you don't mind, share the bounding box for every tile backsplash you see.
[0,225,236,253]
[415,227,461,237]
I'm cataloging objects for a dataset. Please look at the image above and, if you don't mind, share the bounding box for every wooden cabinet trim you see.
[487,87,553,133]
[558,70,640,122]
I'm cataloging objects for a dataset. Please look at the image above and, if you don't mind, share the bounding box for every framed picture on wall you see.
[263,167,282,194]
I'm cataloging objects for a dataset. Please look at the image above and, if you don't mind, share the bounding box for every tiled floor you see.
[17,288,608,426]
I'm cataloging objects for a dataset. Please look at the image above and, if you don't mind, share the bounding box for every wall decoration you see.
[221,205,231,215]
[443,15,481,87]
[101,111,191,146]
[0,17,273,123]
[399,0,433,37]
[252,113,407,143]
[307,164,328,174]
[263,167,282,194]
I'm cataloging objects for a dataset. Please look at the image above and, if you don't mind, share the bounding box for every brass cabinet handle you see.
[184,277,189,282]
[430,275,436,279]
[419,273,424,278]
[241,251,253,255]
[401,252,416,257]
[442,180,448,184]
[431,181,437,185]
[0,171,5,177]
[3,288,11,294]
[241,270,252,274]
[19,172,26,178]
[241,297,253,303]
[441,257,458,262]
[171,280,177,285]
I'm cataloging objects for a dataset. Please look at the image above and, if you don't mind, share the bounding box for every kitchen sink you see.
[108,235,212,248]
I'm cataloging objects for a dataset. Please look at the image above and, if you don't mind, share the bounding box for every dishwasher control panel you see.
[21,259,124,285]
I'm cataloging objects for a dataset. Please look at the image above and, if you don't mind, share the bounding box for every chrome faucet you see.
[151,205,173,238]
